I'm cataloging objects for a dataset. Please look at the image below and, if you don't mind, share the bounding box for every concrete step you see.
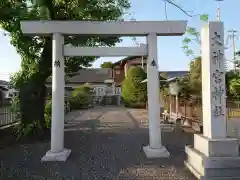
[185,161,240,180]
[185,145,240,178]
[185,145,205,175]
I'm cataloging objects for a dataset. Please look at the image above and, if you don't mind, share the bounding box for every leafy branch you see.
[160,0,209,57]
[181,14,209,57]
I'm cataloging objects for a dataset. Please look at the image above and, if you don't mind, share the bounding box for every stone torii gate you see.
[20,20,187,162]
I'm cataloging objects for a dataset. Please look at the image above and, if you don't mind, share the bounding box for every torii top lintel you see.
[20,20,187,36]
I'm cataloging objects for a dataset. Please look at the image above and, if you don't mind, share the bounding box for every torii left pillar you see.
[42,33,71,162]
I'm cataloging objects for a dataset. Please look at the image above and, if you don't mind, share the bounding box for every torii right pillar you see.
[185,21,240,180]
[143,33,170,158]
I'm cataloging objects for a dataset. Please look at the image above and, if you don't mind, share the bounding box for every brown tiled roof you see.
[46,68,112,83]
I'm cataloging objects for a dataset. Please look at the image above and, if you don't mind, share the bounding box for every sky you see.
[0,0,239,81]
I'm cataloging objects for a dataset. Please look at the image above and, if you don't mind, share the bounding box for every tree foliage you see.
[179,57,240,101]
[229,78,240,100]
[182,15,208,57]
[100,61,114,68]
[188,56,201,95]
[72,83,93,97]
[177,56,201,98]
[122,67,147,108]
[0,0,130,136]
[178,75,192,98]
[70,84,93,109]
[180,11,240,101]
[226,70,240,101]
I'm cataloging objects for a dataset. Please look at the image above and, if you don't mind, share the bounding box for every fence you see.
[0,94,122,127]
[0,97,71,127]
[0,105,16,127]
[163,95,240,121]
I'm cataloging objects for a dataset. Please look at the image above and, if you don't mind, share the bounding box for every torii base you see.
[143,145,170,158]
[41,148,71,162]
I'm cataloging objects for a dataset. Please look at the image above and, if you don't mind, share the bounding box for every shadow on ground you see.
[0,107,196,180]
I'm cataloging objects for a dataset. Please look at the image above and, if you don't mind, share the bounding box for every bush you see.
[72,84,92,97]
[122,67,147,108]
[44,98,71,128]
[44,100,52,128]
[70,93,92,109]
[70,84,93,109]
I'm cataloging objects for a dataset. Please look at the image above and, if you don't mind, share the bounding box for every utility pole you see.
[228,29,238,72]
[216,3,221,20]
[215,0,224,21]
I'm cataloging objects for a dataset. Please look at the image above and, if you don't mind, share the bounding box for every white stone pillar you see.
[201,22,227,139]
[185,22,240,179]
[143,33,170,158]
[42,33,71,162]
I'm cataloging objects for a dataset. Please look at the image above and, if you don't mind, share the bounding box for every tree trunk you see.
[19,38,52,133]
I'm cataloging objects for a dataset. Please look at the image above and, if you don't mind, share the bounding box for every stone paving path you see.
[0,106,196,180]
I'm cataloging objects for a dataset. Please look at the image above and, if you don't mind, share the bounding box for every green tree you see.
[229,78,240,101]
[176,56,202,99]
[226,70,240,101]
[178,75,192,99]
[100,61,114,68]
[179,13,207,98]
[180,58,240,101]
[122,67,147,108]
[180,14,240,101]
[189,56,202,96]
[1,0,130,136]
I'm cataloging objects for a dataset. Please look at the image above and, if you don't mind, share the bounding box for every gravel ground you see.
[0,106,196,180]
